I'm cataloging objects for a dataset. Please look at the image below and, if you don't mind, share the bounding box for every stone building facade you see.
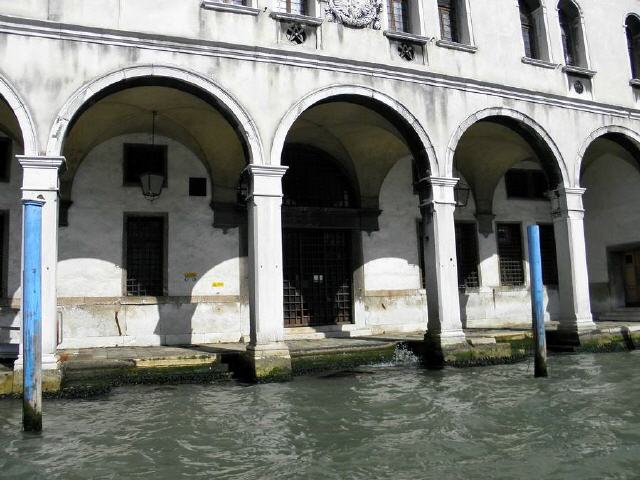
[0,0,639,377]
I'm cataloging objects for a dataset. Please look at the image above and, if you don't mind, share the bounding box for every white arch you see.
[46,64,264,163]
[0,72,38,155]
[445,107,570,186]
[270,84,439,173]
[575,125,640,185]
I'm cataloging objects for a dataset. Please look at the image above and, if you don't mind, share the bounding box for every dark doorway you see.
[623,250,640,306]
[125,215,166,296]
[282,146,356,327]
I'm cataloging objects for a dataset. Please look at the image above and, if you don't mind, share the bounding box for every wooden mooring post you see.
[22,199,44,432]
[527,225,548,378]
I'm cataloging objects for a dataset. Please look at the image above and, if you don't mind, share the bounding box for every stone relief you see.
[325,0,382,29]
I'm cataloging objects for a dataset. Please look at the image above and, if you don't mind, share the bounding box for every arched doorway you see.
[281,145,357,327]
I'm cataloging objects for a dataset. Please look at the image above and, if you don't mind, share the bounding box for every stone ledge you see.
[269,11,323,26]
[435,39,477,53]
[521,56,560,69]
[200,1,261,16]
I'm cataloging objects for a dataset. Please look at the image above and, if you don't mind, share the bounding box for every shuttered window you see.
[388,0,409,32]
[438,0,459,42]
[125,215,165,297]
[519,0,538,59]
[455,222,480,288]
[279,0,306,15]
[539,224,558,286]
[497,223,525,287]
[626,16,640,79]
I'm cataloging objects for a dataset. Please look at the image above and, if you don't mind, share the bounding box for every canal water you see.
[0,350,638,479]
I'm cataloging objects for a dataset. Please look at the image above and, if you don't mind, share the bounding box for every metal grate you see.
[283,230,352,327]
[126,216,164,296]
[497,223,525,287]
[455,222,480,288]
[282,147,354,208]
[539,224,558,286]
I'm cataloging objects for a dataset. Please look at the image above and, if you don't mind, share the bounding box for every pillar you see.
[552,186,597,335]
[422,177,466,348]
[14,156,64,393]
[245,164,292,381]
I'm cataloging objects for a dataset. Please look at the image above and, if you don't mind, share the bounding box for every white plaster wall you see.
[583,155,640,313]
[57,134,249,347]
[361,156,427,330]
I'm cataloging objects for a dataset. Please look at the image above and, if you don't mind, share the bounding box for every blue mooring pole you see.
[527,225,548,378]
[22,199,44,432]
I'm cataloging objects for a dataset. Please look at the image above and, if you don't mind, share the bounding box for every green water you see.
[0,351,639,479]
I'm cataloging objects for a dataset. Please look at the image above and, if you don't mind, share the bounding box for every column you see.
[14,156,64,392]
[552,186,597,334]
[422,177,466,347]
[246,164,291,381]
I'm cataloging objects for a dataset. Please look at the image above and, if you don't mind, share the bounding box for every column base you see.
[557,316,598,335]
[423,329,467,369]
[244,343,292,383]
[12,353,62,394]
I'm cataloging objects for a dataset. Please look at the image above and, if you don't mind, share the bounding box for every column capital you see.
[17,155,65,193]
[551,186,586,219]
[420,176,459,208]
[247,164,288,199]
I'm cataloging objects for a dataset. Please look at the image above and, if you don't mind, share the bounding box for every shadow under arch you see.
[576,125,640,185]
[445,107,568,188]
[0,72,38,156]
[271,85,439,180]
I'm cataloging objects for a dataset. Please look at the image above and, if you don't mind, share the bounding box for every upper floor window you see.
[505,169,549,200]
[388,0,410,32]
[626,15,640,79]
[438,0,459,42]
[123,143,168,187]
[558,0,587,67]
[519,0,538,59]
[279,0,307,15]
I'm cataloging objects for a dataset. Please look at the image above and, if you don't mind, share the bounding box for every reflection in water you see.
[0,351,639,479]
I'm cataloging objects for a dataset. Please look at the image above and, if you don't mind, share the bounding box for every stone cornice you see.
[383,30,429,45]
[201,1,261,16]
[269,11,323,26]
[0,15,638,120]
[17,155,65,169]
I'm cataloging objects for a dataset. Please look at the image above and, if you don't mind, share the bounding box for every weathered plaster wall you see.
[57,134,249,347]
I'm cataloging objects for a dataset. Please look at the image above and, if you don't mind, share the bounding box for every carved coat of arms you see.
[325,0,383,29]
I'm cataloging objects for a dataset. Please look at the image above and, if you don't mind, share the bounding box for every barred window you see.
[0,138,10,181]
[519,0,538,59]
[505,169,549,200]
[497,223,525,287]
[539,224,558,286]
[455,222,480,288]
[279,0,306,15]
[438,0,459,42]
[388,0,409,32]
[125,215,165,297]
[626,15,640,79]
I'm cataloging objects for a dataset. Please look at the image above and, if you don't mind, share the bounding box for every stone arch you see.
[46,64,264,165]
[445,107,569,187]
[270,84,438,178]
[0,72,38,155]
[576,125,640,185]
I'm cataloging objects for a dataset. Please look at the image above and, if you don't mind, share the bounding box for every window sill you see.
[436,39,477,53]
[629,78,640,88]
[200,1,261,16]
[521,57,559,70]
[383,30,429,45]
[269,11,323,26]
[561,65,596,78]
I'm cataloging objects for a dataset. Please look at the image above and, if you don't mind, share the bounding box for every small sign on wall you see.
[184,272,198,282]
[211,281,224,288]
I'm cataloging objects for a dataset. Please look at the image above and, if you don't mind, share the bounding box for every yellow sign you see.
[212,281,224,287]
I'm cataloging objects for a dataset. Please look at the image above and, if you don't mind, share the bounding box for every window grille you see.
[123,144,167,186]
[438,0,459,42]
[626,17,640,79]
[455,222,480,288]
[539,224,558,286]
[0,138,10,182]
[388,0,409,33]
[497,223,525,287]
[279,0,306,15]
[519,0,538,59]
[282,147,354,208]
[125,216,165,296]
[505,169,549,200]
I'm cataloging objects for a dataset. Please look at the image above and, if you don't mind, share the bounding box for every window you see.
[123,144,167,187]
[278,0,306,15]
[519,0,538,59]
[626,15,640,79]
[0,212,6,296]
[438,0,459,42]
[558,0,586,67]
[125,215,166,297]
[0,138,11,182]
[388,0,409,32]
[539,224,558,286]
[455,222,480,288]
[497,223,525,287]
[505,169,549,200]
[189,177,207,197]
